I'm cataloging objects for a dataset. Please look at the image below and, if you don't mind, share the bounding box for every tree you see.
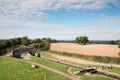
[33,38,41,43]
[44,42,50,50]
[109,40,115,45]
[42,37,51,43]
[0,40,9,56]
[75,36,89,45]
[51,39,57,43]
[21,36,30,46]
[33,42,50,51]
[117,40,120,48]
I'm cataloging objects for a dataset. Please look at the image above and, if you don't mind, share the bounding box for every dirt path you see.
[26,61,80,80]
[51,54,120,68]
[68,67,74,75]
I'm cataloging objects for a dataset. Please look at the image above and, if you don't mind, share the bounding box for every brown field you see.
[50,43,120,57]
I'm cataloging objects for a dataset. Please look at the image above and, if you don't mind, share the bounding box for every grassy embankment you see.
[41,51,120,74]
[81,75,114,80]
[31,57,69,73]
[0,58,69,80]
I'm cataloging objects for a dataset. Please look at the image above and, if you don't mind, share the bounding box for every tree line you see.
[0,36,57,56]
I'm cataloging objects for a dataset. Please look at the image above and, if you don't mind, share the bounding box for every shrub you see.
[33,42,50,51]
[0,49,7,56]
[116,40,120,48]
[118,52,120,57]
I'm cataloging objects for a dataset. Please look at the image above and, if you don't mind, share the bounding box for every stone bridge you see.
[12,48,40,58]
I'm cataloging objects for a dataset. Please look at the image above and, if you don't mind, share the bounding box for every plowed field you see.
[50,43,120,57]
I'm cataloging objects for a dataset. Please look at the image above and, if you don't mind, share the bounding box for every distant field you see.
[50,43,120,57]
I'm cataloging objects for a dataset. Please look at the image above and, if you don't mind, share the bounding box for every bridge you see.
[12,48,40,58]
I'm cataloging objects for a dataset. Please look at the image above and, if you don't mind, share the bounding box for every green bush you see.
[0,49,7,56]
[118,42,120,48]
[118,52,120,57]
[116,40,120,48]
[33,42,50,51]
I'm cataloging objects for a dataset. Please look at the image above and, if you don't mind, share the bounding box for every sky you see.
[0,0,120,40]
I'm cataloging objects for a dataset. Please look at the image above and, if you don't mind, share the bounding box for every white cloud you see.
[0,17,120,40]
[0,0,120,20]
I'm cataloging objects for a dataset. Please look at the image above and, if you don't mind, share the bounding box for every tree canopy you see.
[21,36,30,46]
[75,36,89,45]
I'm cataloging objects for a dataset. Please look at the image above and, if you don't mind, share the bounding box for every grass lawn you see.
[107,68,120,74]
[71,68,79,73]
[0,58,69,80]
[40,51,57,59]
[31,57,69,73]
[81,75,114,80]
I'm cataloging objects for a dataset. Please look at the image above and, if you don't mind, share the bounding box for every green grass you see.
[31,57,69,73]
[0,58,69,80]
[107,68,120,74]
[40,51,57,59]
[64,60,101,68]
[71,68,79,73]
[81,75,114,80]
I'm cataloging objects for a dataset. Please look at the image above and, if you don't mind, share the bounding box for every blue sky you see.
[0,0,120,40]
